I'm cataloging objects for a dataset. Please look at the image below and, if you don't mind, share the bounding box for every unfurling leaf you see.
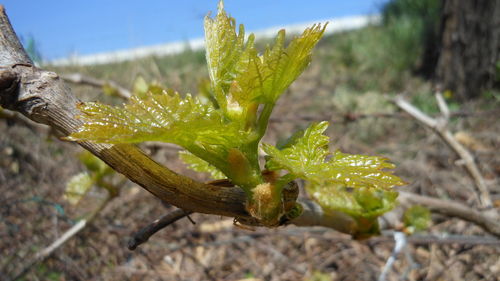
[231,24,326,106]
[68,1,404,229]
[64,172,94,205]
[69,91,226,144]
[204,0,257,120]
[179,151,226,180]
[205,1,326,129]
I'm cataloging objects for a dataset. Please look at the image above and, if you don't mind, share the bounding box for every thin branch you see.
[128,209,193,250]
[393,95,493,207]
[0,107,49,131]
[162,229,500,254]
[435,92,450,121]
[269,109,498,124]
[60,72,131,99]
[10,220,87,280]
[378,232,418,281]
[398,191,500,237]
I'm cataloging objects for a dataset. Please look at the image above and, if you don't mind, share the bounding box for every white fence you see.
[49,15,379,66]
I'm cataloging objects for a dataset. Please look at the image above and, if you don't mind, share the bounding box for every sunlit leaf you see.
[68,90,252,176]
[263,121,329,180]
[204,0,253,116]
[64,172,94,205]
[70,92,228,143]
[179,150,226,180]
[264,121,404,222]
[263,121,405,189]
[321,151,405,189]
[231,24,326,106]
[204,1,326,127]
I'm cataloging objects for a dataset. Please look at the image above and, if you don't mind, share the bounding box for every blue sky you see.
[3,0,388,60]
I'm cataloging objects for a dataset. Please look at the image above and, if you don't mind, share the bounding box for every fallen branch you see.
[162,229,500,254]
[0,107,48,131]
[60,72,131,99]
[378,232,418,281]
[269,109,499,124]
[398,191,500,237]
[393,94,493,207]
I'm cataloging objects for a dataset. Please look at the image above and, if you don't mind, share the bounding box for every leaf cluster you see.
[263,122,404,233]
[68,1,405,228]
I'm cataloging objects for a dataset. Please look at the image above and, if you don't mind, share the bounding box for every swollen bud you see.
[246,182,284,226]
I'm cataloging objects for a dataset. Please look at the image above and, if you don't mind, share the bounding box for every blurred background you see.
[4,0,387,61]
[1,0,499,280]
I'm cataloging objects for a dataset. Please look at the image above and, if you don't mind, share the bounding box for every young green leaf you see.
[69,92,223,143]
[232,24,326,106]
[64,172,94,205]
[322,151,404,189]
[205,1,326,132]
[307,184,398,219]
[68,90,255,177]
[263,121,330,181]
[204,0,253,117]
[263,121,405,190]
[179,151,226,180]
[264,121,404,227]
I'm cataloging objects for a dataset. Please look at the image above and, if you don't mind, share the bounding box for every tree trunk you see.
[435,0,500,101]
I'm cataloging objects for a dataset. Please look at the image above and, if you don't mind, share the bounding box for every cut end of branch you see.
[0,68,17,88]
[0,68,19,107]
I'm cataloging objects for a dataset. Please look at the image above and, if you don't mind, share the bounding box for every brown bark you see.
[435,0,500,100]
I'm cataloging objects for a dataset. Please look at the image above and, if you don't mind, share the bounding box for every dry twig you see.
[398,191,500,237]
[393,94,492,207]
[128,209,193,250]
[0,107,48,131]
[61,72,131,99]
